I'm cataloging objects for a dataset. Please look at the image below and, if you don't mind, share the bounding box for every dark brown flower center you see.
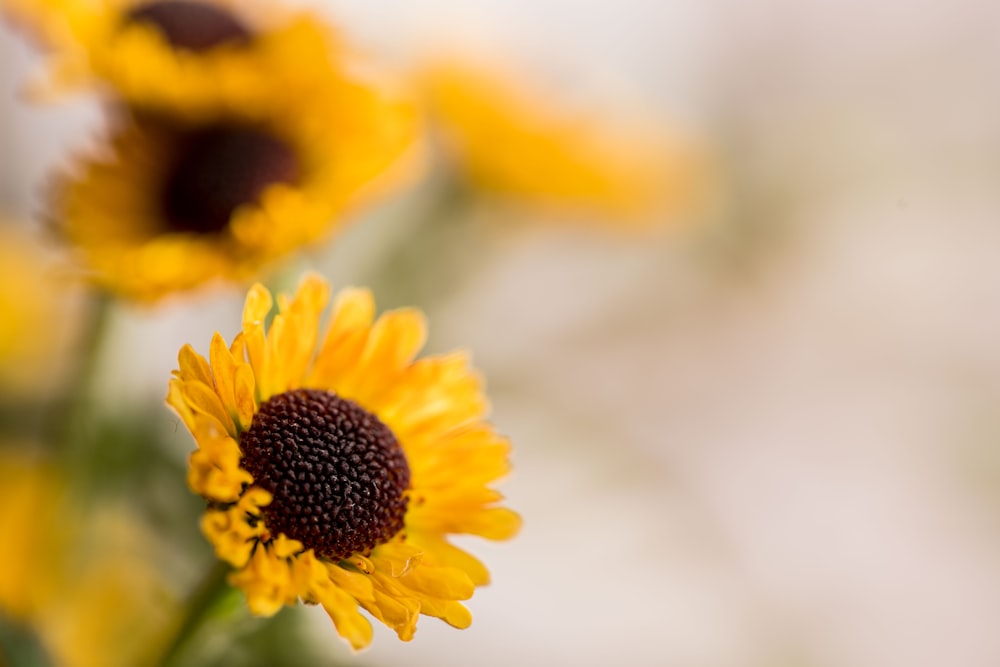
[125,1,252,51]
[239,389,411,560]
[160,125,300,235]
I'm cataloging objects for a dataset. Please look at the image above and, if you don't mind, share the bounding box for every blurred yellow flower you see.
[3,0,367,121]
[3,0,417,302]
[0,226,72,394]
[56,108,412,303]
[51,85,414,303]
[167,274,520,650]
[0,451,172,667]
[420,60,704,221]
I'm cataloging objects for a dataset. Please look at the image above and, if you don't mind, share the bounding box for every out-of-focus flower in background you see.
[343,53,710,315]
[6,0,418,303]
[417,58,706,223]
[2,0,358,116]
[52,91,413,303]
[0,225,76,396]
[168,274,519,650]
[0,450,173,667]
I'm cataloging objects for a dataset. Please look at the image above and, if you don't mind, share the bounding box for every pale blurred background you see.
[4,1,1000,666]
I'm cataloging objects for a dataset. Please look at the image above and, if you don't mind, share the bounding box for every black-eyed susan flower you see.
[419,59,704,222]
[5,0,416,302]
[166,274,519,649]
[51,79,414,303]
[3,0,372,121]
[0,450,173,667]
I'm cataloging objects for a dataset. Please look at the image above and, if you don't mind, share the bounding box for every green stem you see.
[359,172,475,311]
[154,561,233,667]
[56,290,113,454]
[0,614,53,667]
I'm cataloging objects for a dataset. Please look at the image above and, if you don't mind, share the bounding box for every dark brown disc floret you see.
[239,389,411,560]
[125,1,252,51]
[160,124,300,235]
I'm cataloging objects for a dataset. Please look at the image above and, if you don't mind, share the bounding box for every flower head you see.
[0,450,172,667]
[5,0,416,302]
[52,82,413,303]
[420,59,703,221]
[5,0,366,121]
[167,274,520,649]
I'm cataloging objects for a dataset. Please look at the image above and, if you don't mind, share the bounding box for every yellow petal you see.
[419,597,473,629]
[233,363,257,431]
[340,308,426,405]
[406,532,492,586]
[370,541,423,576]
[412,504,519,543]
[457,507,523,541]
[260,313,288,397]
[209,332,238,418]
[308,287,374,387]
[290,273,331,316]
[315,583,374,651]
[399,564,475,601]
[181,380,236,437]
[178,343,213,387]
[276,275,330,387]
[243,327,268,400]
[166,380,197,433]
[325,563,375,600]
[380,354,487,439]
[243,283,274,327]
[346,553,375,574]
[410,438,512,487]
[368,582,419,641]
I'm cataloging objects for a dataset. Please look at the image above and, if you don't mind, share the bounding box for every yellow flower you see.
[167,274,520,650]
[0,451,172,667]
[55,109,412,303]
[51,84,413,303]
[4,0,416,302]
[420,60,703,220]
[0,225,71,394]
[4,0,371,121]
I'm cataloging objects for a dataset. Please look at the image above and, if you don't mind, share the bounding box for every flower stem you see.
[154,561,233,667]
[56,290,113,454]
[357,171,475,311]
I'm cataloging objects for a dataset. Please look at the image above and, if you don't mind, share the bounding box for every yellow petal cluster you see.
[167,274,519,649]
[420,60,703,221]
[0,451,173,667]
[5,0,337,117]
[53,83,414,302]
[4,0,418,302]
[0,226,71,392]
